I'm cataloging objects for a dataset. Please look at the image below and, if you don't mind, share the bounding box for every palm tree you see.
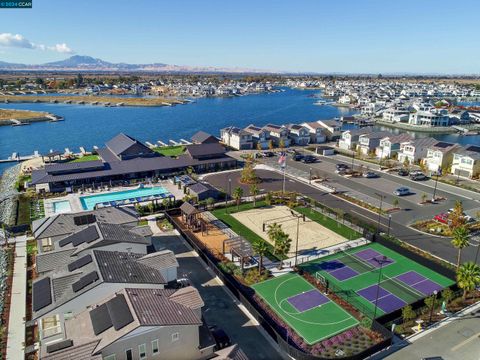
[162,198,169,211]
[456,262,480,300]
[267,223,282,243]
[252,240,269,272]
[250,184,259,207]
[273,231,292,269]
[232,187,243,210]
[451,226,470,269]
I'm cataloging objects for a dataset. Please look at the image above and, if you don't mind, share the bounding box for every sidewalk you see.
[6,235,27,360]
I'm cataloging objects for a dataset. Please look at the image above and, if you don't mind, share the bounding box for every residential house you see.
[33,250,178,348]
[451,145,480,179]
[40,287,216,360]
[398,138,439,165]
[423,142,460,173]
[243,124,270,150]
[191,131,219,145]
[448,109,470,124]
[375,133,412,159]
[220,126,253,150]
[316,120,342,141]
[338,128,374,151]
[262,124,290,147]
[301,121,327,144]
[382,106,410,123]
[409,109,450,127]
[286,124,310,145]
[357,132,391,155]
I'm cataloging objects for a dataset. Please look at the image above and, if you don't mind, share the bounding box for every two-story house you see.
[357,131,391,155]
[398,137,439,165]
[338,128,374,151]
[286,124,310,145]
[220,126,253,150]
[409,109,450,127]
[423,142,460,173]
[262,124,290,147]
[301,121,327,144]
[451,145,480,179]
[40,287,216,360]
[244,124,270,149]
[375,133,412,159]
[316,120,342,141]
[33,250,177,348]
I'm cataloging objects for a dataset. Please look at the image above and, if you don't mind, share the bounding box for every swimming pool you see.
[52,200,72,214]
[80,186,171,210]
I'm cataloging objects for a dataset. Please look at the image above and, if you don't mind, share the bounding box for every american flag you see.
[278,152,286,167]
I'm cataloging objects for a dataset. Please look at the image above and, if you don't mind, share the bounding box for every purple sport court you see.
[287,289,330,312]
[320,259,359,281]
[395,271,443,296]
[357,284,407,314]
[353,248,395,268]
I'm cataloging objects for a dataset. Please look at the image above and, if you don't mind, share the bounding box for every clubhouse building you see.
[31,133,237,193]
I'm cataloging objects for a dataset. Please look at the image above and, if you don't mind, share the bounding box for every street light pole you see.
[429,290,438,324]
[375,192,385,234]
[373,256,387,320]
[309,167,312,185]
[474,240,480,265]
[226,178,231,213]
[294,216,300,267]
[432,168,440,202]
[387,215,392,237]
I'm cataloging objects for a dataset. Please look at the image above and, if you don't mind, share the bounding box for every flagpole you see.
[283,162,286,193]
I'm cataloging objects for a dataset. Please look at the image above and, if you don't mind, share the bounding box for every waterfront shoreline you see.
[374,119,460,133]
[0,108,61,126]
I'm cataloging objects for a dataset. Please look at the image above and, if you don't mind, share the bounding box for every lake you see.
[1,88,479,175]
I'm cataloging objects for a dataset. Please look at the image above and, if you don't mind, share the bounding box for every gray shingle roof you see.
[136,250,179,271]
[36,249,76,274]
[125,287,202,326]
[105,133,152,157]
[45,160,105,175]
[191,131,218,144]
[180,202,199,216]
[185,143,226,158]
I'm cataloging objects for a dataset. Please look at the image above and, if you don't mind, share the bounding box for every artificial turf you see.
[153,145,185,157]
[252,273,359,345]
[299,242,455,318]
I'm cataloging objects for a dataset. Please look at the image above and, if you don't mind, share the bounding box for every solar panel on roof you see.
[72,271,99,293]
[435,142,453,148]
[90,303,113,335]
[106,294,134,330]
[33,277,52,311]
[466,145,480,153]
[67,254,93,272]
[74,214,96,226]
[71,226,99,247]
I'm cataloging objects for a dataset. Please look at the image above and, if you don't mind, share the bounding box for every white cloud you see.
[0,33,35,49]
[0,33,74,54]
[48,43,74,54]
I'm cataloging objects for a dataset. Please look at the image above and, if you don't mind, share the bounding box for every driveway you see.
[151,231,286,360]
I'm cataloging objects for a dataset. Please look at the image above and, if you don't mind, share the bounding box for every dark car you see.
[302,155,317,163]
[209,327,231,350]
[336,163,349,170]
[263,151,274,157]
[397,168,409,176]
[292,153,304,161]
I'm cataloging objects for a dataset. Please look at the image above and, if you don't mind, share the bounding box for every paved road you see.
[204,168,480,265]
[151,231,286,360]
[385,308,480,360]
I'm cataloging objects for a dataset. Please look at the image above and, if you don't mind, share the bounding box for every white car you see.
[394,187,410,196]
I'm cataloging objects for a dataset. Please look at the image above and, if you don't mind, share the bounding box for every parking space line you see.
[451,331,480,351]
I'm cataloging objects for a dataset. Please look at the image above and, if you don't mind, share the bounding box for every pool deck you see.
[44,180,183,216]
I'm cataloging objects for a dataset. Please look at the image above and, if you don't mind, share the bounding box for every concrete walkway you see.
[6,235,27,360]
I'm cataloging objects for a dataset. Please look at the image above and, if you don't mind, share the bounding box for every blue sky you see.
[0,0,479,74]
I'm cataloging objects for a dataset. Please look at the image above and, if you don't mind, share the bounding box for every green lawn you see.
[211,201,280,260]
[299,243,455,318]
[70,154,100,162]
[252,273,358,345]
[294,206,362,240]
[153,145,185,157]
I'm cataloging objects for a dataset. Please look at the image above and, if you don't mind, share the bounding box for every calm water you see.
[0,88,478,174]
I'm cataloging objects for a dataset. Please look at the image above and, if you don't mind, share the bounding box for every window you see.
[171,332,179,342]
[139,344,146,359]
[103,355,116,360]
[125,349,133,360]
[151,339,159,354]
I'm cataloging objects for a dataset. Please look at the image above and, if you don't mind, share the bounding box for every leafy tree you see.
[256,142,262,151]
[232,187,243,210]
[403,157,410,168]
[162,198,169,211]
[279,138,285,149]
[424,294,436,312]
[76,73,84,88]
[421,193,428,203]
[252,240,269,272]
[206,197,215,210]
[401,305,416,324]
[456,262,480,300]
[240,155,258,184]
[451,226,470,269]
[441,288,454,308]
[449,200,466,230]
[249,184,259,207]
[393,198,399,208]
[265,192,273,206]
[268,140,274,150]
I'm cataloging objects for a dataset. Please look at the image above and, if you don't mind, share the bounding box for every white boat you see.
[314,99,333,106]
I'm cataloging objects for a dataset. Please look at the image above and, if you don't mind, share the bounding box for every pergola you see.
[223,236,254,270]
[180,202,200,231]
[41,151,63,163]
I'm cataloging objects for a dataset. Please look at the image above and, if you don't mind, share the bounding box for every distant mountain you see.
[0,55,276,73]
